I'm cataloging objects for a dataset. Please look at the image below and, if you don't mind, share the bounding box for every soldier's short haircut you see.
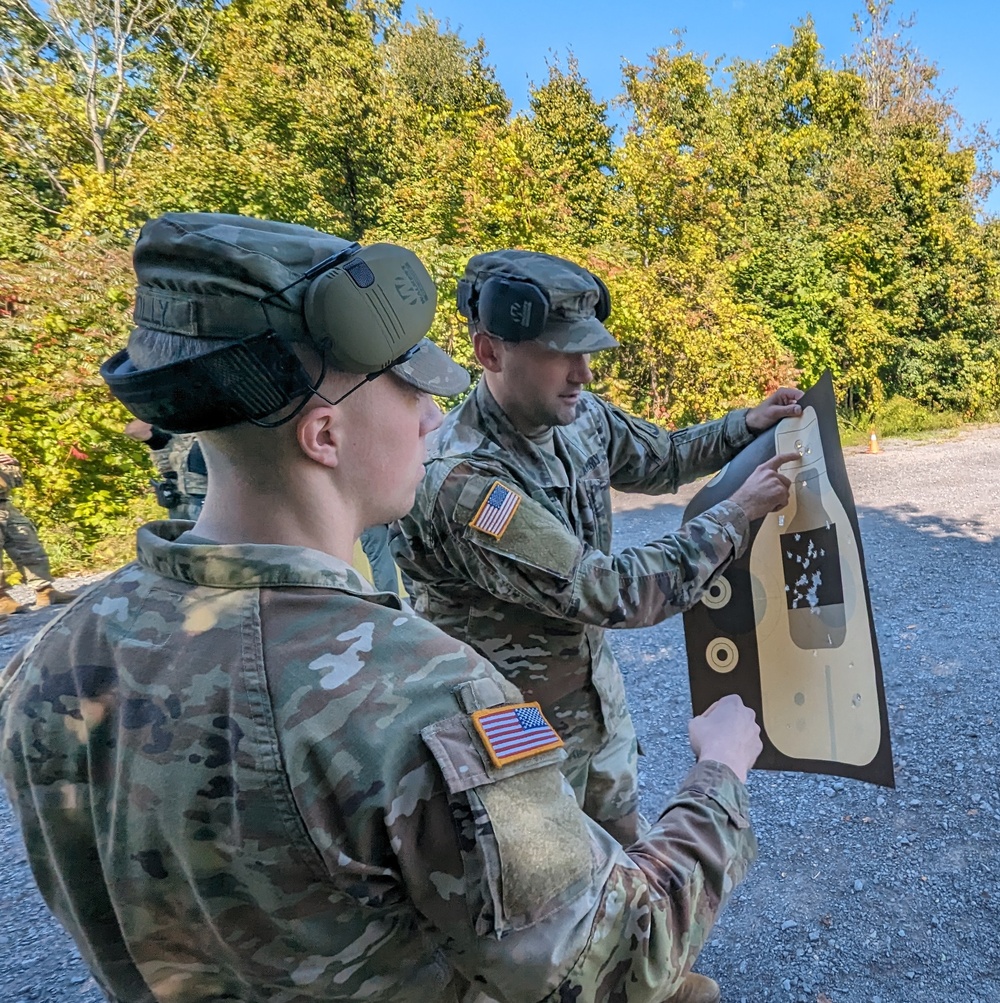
[126,326,241,372]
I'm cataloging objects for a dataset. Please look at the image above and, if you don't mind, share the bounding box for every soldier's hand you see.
[688,694,763,783]
[729,452,798,521]
[124,419,154,442]
[745,387,803,432]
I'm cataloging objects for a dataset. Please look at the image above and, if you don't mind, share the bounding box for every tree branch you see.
[4,182,62,215]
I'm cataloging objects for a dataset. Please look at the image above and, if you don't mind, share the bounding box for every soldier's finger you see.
[764,451,801,470]
[701,693,743,717]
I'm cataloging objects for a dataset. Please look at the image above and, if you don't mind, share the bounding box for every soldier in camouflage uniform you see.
[1,214,763,1003]
[154,433,208,521]
[125,421,208,521]
[392,251,801,862]
[0,452,76,614]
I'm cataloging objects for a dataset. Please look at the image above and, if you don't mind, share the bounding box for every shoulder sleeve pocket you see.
[421,709,597,935]
[452,475,582,580]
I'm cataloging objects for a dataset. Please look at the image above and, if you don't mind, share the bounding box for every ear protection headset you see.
[456,270,611,342]
[101,242,437,433]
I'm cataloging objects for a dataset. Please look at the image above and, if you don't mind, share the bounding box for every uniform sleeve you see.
[0,648,159,1003]
[396,464,751,628]
[274,603,756,1003]
[599,399,755,495]
[397,686,756,1003]
[146,428,173,451]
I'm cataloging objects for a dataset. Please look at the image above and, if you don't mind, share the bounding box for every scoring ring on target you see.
[706,637,739,673]
[701,575,732,609]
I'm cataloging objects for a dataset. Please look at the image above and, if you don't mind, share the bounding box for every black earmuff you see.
[458,269,611,341]
[591,272,611,322]
[476,277,550,342]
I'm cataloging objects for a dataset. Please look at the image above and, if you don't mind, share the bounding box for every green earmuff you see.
[303,243,437,373]
[103,242,439,432]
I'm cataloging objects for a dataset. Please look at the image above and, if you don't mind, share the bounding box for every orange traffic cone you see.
[867,431,881,454]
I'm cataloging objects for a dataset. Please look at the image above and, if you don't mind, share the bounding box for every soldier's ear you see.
[472,331,505,373]
[295,400,344,471]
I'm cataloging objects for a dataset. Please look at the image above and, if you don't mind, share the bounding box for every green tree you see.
[525,55,614,247]
[849,0,1000,413]
[598,255,797,425]
[62,0,397,237]
[379,11,509,243]
[0,0,217,239]
[603,39,794,424]
[0,237,154,564]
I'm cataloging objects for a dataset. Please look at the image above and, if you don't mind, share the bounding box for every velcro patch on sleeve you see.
[472,702,564,769]
[468,479,522,539]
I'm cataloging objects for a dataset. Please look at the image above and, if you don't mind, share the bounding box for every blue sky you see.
[401,0,998,213]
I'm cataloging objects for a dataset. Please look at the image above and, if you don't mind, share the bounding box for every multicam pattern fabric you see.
[0,452,24,497]
[1,521,756,1003]
[392,379,757,840]
[151,433,208,498]
[0,501,53,590]
[147,433,207,521]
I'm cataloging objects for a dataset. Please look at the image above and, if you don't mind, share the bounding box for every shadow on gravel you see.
[1,501,998,1003]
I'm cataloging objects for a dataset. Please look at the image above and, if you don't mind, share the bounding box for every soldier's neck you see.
[192,472,360,566]
[482,373,551,438]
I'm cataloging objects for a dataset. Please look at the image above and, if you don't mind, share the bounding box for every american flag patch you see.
[468,480,521,539]
[472,702,564,768]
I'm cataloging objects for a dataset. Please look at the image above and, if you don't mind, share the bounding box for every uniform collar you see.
[423,379,578,491]
[135,521,384,597]
[473,377,560,452]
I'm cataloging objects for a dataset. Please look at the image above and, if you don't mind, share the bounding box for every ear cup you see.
[590,272,611,322]
[456,278,476,321]
[303,243,437,373]
[477,277,550,341]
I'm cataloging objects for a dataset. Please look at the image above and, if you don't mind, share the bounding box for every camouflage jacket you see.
[392,379,756,751]
[0,451,23,501]
[0,522,756,1003]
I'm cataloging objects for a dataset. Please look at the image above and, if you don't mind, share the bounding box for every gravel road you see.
[2,426,999,1003]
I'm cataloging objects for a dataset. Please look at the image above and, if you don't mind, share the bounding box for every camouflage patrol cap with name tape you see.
[461,249,618,354]
[132,212,468,397]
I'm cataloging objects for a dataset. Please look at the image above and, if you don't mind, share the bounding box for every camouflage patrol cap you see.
[132,213,468,396]
[461,249,618,354]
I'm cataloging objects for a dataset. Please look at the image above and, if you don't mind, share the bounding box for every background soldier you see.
[1,214,761,1003]
[0,451,75,614]
[392,249,801,859]
[124,420,208,520]
[355,523,408,595]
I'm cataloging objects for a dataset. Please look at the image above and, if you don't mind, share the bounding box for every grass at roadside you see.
[838,396,990,447]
